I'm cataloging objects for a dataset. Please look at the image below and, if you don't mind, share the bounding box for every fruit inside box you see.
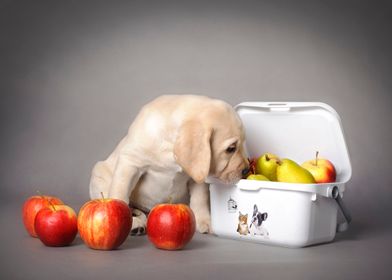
[245,151,336,184]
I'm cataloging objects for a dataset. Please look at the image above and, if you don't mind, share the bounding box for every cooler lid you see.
[235,102,352,183]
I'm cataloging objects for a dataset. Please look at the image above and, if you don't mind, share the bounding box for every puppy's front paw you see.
[196,216,212,234]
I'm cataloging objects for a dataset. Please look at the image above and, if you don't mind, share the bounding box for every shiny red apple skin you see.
[77,198,132,250]
[302,157,336,183]
[22,195,64,237]
[147,204,196,250]
[35,205,78,247]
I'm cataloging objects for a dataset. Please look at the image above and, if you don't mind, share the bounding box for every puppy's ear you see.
[174,120,212,184]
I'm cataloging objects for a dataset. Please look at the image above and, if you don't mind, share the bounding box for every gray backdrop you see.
[1,1,391,279]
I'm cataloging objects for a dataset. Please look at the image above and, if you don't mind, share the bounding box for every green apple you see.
[256,153,280,181]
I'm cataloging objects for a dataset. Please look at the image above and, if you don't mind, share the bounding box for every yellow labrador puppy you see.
[89,95,248,235]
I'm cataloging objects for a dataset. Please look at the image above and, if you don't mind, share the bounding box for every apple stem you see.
[100,192,105,202]
[168,196,173,204]
[316,151,319,166]
[265,154,270,161]
[48,199,56,211]
[37,190,56,211]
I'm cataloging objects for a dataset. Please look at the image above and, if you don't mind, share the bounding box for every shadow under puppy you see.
[89,95,249,235]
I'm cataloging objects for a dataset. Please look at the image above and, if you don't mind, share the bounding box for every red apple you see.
[147,203,196,250]
[301,151,337,183]
[77,195,132,250]
[35,204,78,247]
[22,195,63,237]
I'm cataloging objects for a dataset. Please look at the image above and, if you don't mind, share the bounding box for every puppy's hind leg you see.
[89,161,113,200]
[108,154,143,204]
[108,154,148,234]
[90,157,147,235]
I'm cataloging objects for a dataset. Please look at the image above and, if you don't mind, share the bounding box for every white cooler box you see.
[209,102,352,248]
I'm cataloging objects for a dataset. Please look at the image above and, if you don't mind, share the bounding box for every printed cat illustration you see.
[236,212,250,235]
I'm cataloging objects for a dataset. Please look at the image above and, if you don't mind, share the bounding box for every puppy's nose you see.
[241,167,250,176]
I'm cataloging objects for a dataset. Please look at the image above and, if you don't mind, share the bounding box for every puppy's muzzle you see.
[241,167,250,176]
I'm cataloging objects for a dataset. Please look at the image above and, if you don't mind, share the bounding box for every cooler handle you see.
[330,186,352,232]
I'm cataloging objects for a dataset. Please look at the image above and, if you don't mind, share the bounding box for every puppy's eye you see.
[226,144,237,154]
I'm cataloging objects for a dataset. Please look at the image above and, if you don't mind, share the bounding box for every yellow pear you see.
[277,159,316,184]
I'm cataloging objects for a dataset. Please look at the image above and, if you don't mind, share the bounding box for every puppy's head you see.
[174,100,248,184]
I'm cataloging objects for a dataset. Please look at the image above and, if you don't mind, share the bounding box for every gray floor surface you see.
[1,200,391,280]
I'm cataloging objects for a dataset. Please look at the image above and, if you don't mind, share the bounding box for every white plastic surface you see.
[209,102,352,248]
[210,182,339,248]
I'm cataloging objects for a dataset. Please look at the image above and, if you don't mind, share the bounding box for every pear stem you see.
[100,192,105,202]
[315,151,319,166]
